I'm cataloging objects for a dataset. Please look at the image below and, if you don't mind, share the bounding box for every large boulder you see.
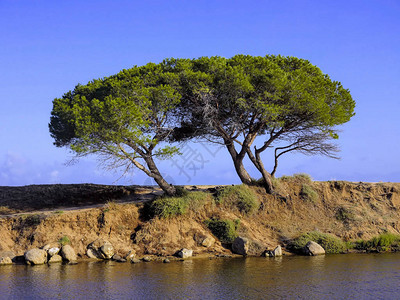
[60,245,77,262]
[87,239,115,260]
[304,241,325,256]
[177,248,193,258]
[232,237,265,256]
[24,248,47,265]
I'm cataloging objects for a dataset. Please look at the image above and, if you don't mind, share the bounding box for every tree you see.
[170,55,355,193]
[49,63,182,196]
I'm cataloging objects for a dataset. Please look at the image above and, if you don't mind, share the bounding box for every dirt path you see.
[0,184,224,218]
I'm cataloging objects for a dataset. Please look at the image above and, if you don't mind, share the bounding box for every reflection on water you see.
[0,253,400,299]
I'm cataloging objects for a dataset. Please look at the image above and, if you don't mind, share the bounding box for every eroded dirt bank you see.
[1,180,400,259]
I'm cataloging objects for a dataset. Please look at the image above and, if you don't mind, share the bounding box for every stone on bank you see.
[303,241,325,256]
[24,248,47,265]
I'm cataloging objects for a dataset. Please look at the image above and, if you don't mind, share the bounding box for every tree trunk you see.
[255,151,274,194]
[224,142,253,185]
[144,155,176,196]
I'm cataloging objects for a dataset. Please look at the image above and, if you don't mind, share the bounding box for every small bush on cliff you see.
[300,184,319,204]
[151,191,210,218]
[204,218,239,243]
[59,235,71,246]
[335,206,355,223]
[354,233,400,251]
[281,173,313,184]
[217,185,258,215]
[289,231,347,254]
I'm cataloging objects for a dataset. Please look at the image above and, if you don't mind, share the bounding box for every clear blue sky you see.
[1,0,399,186]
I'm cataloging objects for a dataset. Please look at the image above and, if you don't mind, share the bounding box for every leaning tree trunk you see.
[224,142,253,185]
[143,155,176,196]
[246,148,274,194]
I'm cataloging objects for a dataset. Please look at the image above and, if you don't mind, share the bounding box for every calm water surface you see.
[0,253,400,299]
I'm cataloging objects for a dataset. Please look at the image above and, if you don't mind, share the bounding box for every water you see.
[1,253,400,299]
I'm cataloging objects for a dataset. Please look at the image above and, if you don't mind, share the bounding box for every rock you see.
[201,236,215,248]
[60,245,77,262]
[163,258,170,263]
[262,250,273,257]
[232,237,266,256]
[0,257,12,265]
[112,254,126,263]
[125,250,136,260]
[48,255,62,263]
[48,247,60,257]
[177,248,193,258]
[87,239,114,260]
[42,243,60,252]
[232,237,249,256]
[142,256,151,262]
[304,241,325,256]
[130,258,141,264]
[0,251,16,261]
[100,242,115,259]
[86,248,101,259]
[272,245,282,257]
[24,248,47,265]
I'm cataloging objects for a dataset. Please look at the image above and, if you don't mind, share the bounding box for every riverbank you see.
[1,175,400,264]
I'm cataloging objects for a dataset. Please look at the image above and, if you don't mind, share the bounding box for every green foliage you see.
[21,214,42,226]
[204,218,239,243]
[335,206,355,223]
[300,184,319,204]
[353,233,400,251]
[49,62,183,195]
[59,235,71,246]
[151,191,210,218]
[217,185,258,215]
[280,173,313,184]
[289,231,347,254]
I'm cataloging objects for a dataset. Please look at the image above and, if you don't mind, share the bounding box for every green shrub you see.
[335,206,355,222]
[300,184,319,203]
[59,235,71,246]
[217,185,258,215]
[280,173,313,184]
[151,191,209,218]
[204,218,239,243]
[289,231,347,254]
[22,214,42,226]
[354,233,400,251]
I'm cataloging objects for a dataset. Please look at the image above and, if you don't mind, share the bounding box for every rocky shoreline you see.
[1,179,400,267]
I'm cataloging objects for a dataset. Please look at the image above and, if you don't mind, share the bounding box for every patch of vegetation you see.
[335,206,355,223]
[21,214,42,226]
[300,184,319,204]
[217,185,258,215]
[280,173,313,184]
[288,231,347,254]
[59,235,71,246]
[53,210,64,215]
[0,206,14,215]
[353,233,400,252]
[151,191,210,218]
[204,218,239,243]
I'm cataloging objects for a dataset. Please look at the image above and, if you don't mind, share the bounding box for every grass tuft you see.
[151,191,210,218]
[204,218,239,243]
[353,233,400,252]
[300,184,319,204]
[59,235,71,246]
[217,185,258,215]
